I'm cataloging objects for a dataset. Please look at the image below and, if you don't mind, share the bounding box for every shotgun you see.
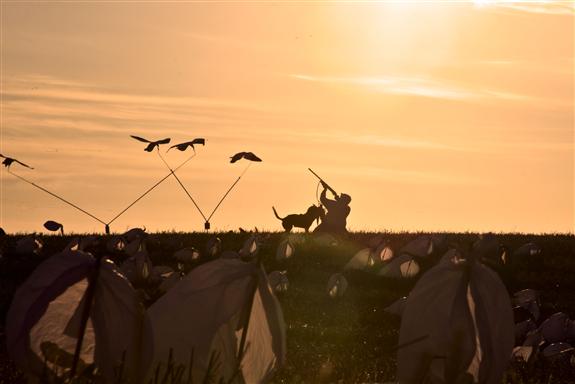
[308,168,339,198]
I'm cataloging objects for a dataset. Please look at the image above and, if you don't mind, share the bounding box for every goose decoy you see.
[229,151,262,163]
[130,136,171,152]
[0,154,33,169]
[167,138,205,152]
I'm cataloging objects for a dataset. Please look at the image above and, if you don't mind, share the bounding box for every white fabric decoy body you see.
[15,236,43,255]
[378,254,420,279]
[276,239,295,261]
[268,270,289,293]
[385,296,408,317]
[397,251,514,384]
[326,273,348,299]
[6,249,153,383]
[400,235,435,259]
[148,258,286,383]
[344,248,376,271]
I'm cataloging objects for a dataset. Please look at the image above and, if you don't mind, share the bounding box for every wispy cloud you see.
[473,1,574,16]
[289,73,540,103]
[291,73,480,100]
[1,75,281,142]
[330,165,486,186]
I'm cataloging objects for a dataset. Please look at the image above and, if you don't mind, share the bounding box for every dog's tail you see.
[272,206,284,220]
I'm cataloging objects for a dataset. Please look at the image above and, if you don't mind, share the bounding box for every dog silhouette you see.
[272,205,325,232]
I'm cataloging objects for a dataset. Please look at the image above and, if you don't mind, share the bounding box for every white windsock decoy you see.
[473,233,506,266]
[120,250,154,287]
[400,236,434,258]
[276,239,295,261]
[148,258,285,383]
[344,248,375,271]
[173,247,201,264]
[542,342,574,364]
[314,233,339,247]
[513,242,542,258]
[268,271,289,293]
[378,254,420,278]
[124,237,146,258]
[158,272,182,294]
[64,236,99,253]
[123,227,147,243]
[205,237,222,258]
[513,329,544,364]
[326,273,348,299]
[239,235,259,259]
[15,236,43,255]
[512,289,540,321]
[384,296,408,317]
[540,312,573,344]
[6,250,153,382]
[375,243,394,262]
[106,236,126,252]
[397,253,514,384]
[515,319,537,345]
[439,249,466,266]
[220,250,240,259]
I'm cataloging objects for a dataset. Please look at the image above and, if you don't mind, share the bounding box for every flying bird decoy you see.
[130,136,171,152]
[167,138,206,152]
[43,220,64,235]
[229,151,262,163]
[0,154,33,169]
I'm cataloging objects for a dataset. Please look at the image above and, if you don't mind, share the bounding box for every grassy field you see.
[0,231,574,383]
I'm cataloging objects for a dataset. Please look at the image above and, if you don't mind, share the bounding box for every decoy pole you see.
[7,170,108,232]
[105,153,196,231]
[156,150,208,224]
[70,255,103,377]
[205,162,252,230]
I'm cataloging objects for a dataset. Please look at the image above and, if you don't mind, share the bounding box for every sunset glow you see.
[1,2,573,233]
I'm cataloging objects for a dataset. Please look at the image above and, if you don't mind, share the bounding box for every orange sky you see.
[1,1,573,234]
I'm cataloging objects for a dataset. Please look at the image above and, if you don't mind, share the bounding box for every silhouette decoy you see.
[167,138,205,152]
[230,152,262,163]
[43,220,64,235]
[0,154,33,169]
[130,136,171,152]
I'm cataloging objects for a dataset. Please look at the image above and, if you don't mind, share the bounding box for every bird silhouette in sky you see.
[0,154,34,169]
[230,152,262,163]
[167,138,206,153]
[130,135,171,152]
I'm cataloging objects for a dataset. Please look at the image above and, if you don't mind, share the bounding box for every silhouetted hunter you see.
[315,182,351,235]
[308,169,351,235]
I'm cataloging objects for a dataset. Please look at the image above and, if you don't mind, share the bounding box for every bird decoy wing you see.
[230,152,245,163]
[44,220,62,231]
[192,138,206,146]
[15,159,33,169]
[155,138,171,145]
[130,135,151,143]
[167,143,183,152]
[245,152,262,162]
